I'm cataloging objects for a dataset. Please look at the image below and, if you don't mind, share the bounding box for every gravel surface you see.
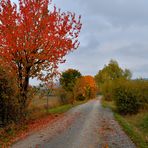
[12,97,136,148]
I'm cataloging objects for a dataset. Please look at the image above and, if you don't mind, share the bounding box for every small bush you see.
[76,94,85,101]
[0,66,19,126]
[56,87,74,104]
[101,80,114,101]
[135,80,148,109]
[113,80,140,114]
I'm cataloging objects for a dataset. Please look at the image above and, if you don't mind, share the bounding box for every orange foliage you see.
[74,76,97,100]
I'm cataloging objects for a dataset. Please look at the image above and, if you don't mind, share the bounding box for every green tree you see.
[60,69,81,92]
[95,59,132,86]
[124,69,132,79]
[95,59,132,100]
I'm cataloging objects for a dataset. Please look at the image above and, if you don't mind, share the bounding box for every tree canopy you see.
[60,69,81,92]
[0,0,82,113]
[74,76,97,100]
[95,59,132,86]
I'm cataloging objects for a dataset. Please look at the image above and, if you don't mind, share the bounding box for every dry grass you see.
[29,95,61,109]
[27,95,62,120]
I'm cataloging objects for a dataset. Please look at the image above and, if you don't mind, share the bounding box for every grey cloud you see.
[77,0,148,26]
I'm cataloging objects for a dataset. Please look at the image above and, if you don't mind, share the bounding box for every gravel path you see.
[12,97,136,148]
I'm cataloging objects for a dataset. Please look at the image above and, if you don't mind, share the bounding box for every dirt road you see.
[12,97,136,148]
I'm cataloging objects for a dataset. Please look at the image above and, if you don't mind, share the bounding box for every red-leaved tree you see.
[0,0,82,113]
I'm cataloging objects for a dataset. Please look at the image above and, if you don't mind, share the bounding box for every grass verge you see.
[114,113,147,148]
[102,99,148,148]
[47,100,86,114]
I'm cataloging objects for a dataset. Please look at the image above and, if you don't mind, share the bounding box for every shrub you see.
[76,94,85,101]
[0,66,19,126]
[134,80,148,109]
[56,87,74,104]
[113,80,140,114]
[101,80,114,101]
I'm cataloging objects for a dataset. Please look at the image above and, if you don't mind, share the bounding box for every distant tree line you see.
[59,69,97,104]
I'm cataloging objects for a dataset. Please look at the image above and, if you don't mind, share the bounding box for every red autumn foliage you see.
[0,114,58,147]
[0,0,82,110]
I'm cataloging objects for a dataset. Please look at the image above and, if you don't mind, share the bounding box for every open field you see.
[29,95,61,109]
[27,95,62,120]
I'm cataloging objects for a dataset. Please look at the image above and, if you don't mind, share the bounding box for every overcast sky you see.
[12,0,148,85]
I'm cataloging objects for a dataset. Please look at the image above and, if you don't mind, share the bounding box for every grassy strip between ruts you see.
[0,100,87,148]
[101,99,148,148]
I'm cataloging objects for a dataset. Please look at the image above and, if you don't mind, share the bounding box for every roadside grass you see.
[47,104,73,114]
[101,98,116,111]
[102,99,148,148]
[47,100,86,114]
[0,98,87,148]
[30,97,87,119]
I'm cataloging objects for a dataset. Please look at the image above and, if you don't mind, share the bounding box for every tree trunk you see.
[18,66,30,119]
